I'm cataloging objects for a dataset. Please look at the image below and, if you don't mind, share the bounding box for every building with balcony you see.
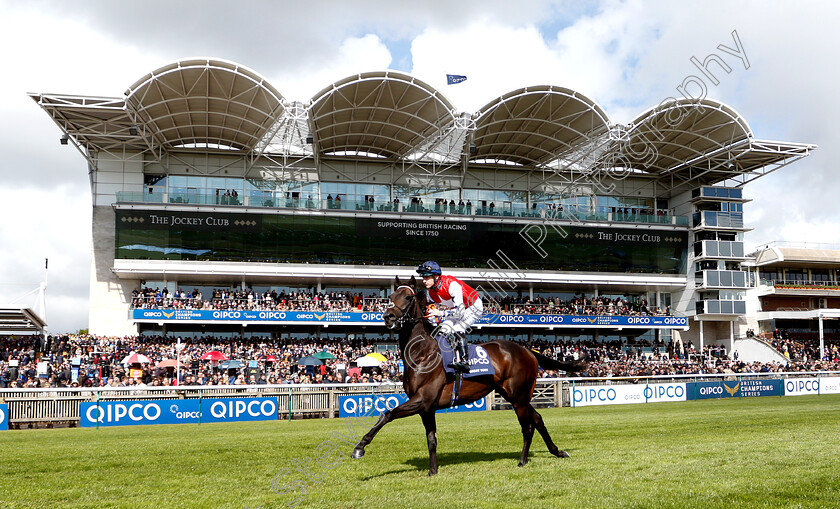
[745,242,840,358]
[31,58,815,357]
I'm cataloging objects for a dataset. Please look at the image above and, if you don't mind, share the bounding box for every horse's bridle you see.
[387,285,419,330]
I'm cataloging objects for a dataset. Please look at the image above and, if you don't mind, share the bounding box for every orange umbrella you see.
[156,359,187,368]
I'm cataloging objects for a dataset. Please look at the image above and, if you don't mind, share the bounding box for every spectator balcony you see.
[695,299,746,316]
[757,279,840,297]
[690,186,749,203]
[129,294,674,317]
[116,191,689,227]
[692,210,748,231]
[693,240,746,260]
[695,270,749,290]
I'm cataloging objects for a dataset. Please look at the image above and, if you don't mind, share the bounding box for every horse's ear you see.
[395,275,401,287]
[409,275,417,287]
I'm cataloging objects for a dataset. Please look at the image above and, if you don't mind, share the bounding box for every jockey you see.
[416,261,483,373]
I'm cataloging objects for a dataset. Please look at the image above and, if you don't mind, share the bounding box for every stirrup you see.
[449,360,470,373]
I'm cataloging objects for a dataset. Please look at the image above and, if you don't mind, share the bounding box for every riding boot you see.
[449,333,470,373]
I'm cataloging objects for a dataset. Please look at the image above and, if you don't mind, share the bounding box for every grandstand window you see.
[759,270,780,283]
[115,210,687,273]
[811,270,832,282]
[785,269,807,282]
[320,182,389,204]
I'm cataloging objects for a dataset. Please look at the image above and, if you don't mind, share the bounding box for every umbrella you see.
[156,359,186,369]
[296,356,324,366]
[265,355,278,362]
[201,350,228,361]
[121,353,151,364]
[219,360,244,369]
[365,352,387,362]
[354,356,381,367]
[313,351,336,360]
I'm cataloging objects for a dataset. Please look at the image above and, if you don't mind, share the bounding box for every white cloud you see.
[271,33,393,101]
[2,0,839,334]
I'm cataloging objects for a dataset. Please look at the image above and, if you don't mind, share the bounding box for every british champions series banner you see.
[131,309,688,329]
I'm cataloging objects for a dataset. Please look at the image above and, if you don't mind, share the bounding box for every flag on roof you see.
[446,74,467,85]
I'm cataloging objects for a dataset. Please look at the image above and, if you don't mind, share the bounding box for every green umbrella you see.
[312,351,336,360]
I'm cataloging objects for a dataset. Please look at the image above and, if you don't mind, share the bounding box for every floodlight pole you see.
[818,312,824,361]
[40,258,48,350]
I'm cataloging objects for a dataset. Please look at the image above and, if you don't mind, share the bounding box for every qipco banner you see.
[783,378,821,396]
[571,384,645,407]
[0,403,8,431]
[337,393,486,418]
[80,397,278,427]
[572,383,686,407]
[820,377,840,394]
[643,383,687,403]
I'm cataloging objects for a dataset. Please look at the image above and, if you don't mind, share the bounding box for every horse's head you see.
[384,275,423,330]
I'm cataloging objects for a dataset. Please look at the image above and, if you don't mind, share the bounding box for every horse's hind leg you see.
[420,411,438,475]
[530,404,569,458]
[513,403,535,467]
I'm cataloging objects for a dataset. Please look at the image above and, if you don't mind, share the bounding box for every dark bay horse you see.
[351,276,588,475]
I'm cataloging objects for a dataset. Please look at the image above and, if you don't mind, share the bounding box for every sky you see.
[1,0,838,333]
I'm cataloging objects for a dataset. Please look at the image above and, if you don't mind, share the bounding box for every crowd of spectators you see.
[0,334,399,389]
[130,287,671,316]
[131,288,383,313]
[2,331,838,389]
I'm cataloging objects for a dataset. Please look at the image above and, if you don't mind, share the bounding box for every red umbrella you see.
[200,350,228,361]
[265,355,277,362]
[121,353,151,364]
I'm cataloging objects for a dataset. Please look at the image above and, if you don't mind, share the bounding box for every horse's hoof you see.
[517,461,526,467]
[558,450,570,458]
[428,470,438,476]
[352,448,365,459]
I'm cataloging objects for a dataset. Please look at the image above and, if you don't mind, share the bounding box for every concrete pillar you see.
[699,321,704,359]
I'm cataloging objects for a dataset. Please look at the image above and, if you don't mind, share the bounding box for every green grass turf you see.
[1,395,839,509]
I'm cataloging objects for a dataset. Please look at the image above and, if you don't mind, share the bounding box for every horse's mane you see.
[414,285,436,335]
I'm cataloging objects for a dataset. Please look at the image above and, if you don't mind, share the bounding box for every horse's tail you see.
[532,351,588,374]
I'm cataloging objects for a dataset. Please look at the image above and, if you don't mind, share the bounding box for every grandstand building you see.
[744,242,840,358]
[31,58,815,355]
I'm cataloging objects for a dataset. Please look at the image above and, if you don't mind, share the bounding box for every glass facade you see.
[115,209,688,273]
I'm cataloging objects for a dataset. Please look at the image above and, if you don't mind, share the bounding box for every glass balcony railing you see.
[692,186,743,200]
[115,191,690,226]
[696,299,746,315]
[695,270,748,289]
[694,240,745,258]
[692,211,744,229]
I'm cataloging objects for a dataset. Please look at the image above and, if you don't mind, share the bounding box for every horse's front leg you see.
[352,395,427,459]
[420,411,438,475]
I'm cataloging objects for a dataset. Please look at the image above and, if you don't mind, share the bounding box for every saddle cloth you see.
[435,335,496,378]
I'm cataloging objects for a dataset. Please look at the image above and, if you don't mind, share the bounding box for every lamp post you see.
[175,339,185,386]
